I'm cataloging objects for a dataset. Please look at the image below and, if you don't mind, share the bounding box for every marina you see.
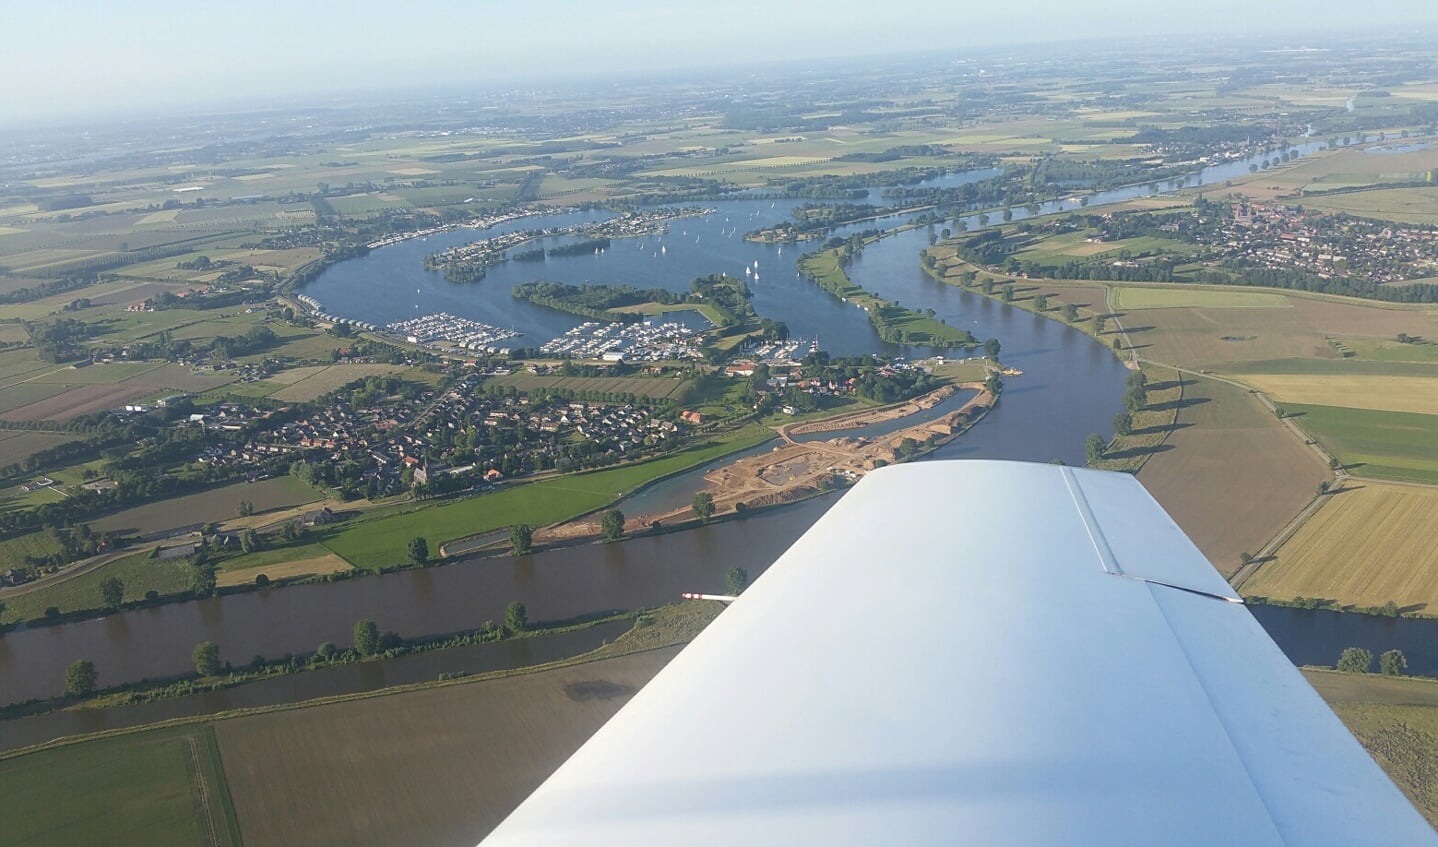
[538,319,705,361]
[386,312,522,352]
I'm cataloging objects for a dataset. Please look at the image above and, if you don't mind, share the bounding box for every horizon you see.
[5,0,1438,126]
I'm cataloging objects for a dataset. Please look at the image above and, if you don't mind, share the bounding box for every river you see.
[3,139,1377,718]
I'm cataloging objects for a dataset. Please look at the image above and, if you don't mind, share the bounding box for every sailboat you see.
[661,245,667,255]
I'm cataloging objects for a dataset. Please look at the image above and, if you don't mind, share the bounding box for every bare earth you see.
[539,383,992,544]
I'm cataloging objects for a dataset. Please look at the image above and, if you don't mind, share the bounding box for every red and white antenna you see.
[681,592,738,603]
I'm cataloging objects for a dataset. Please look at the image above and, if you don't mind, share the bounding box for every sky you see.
[4,0,1437,121]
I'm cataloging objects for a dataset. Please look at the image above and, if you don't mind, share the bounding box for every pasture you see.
[1283,403,1438,485]
[1303,187,1438,226]
[321,424,773,569]
[1112,287,1290,310]
[485,372,692,400]
[215,647,676,847]
[1244,482,1438,610]
[1136,375,1327,574]
[91,476,323,536]
[1320,690,1438,826]
[0,725,240,847]
[0,550,193,624]
[266,364,412,402]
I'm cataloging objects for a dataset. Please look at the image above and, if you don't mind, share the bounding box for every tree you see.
[1033,294,1049,311]
[506,601,528,633]
[984,373,1004,396]
[601,509,625,541]
[193,641,221,676]
[692,492,715,524]
[0,599,6,630]
[510,523,533,555]
[408,536,429,564]
[1380,649,1408,677]
[99,576,124,610]
[353,619,380,656]
[237,500,254,517]
[1061,303,1079,322]
[190,559,218,598]
[726,566,749,595]
[1112,412,1133,437]
[1094,315,1108,334]
[1085,433,1106,464]
[65,659,97,696]
[1336,646,1373,673]
[1001,283,1015,302]
[983,337,1001,360]
[240,528,261,553]
[316,641,337,661]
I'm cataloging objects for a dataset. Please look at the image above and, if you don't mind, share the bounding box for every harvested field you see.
[1303,187,1438,225]
[268,364,408,402]
[485,372,691,400]
[126,362,239,392]
[0,382,152,423]
[1112,287,1289,310]
[215,647,678,847]
[91,476,323,536]
[1283,403,1438,484]
[216,551,351,588]
[1244,482,1438,610]
[0,382,69,414]
[0,430,81,467]
[0,725,240,847]
[1237,373,1438,416]
[1137,376,1327,575]
[30,361,165,385]
[1132,294,1438,370]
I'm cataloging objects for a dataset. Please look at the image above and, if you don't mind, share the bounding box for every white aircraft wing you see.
[481,460,1436,846]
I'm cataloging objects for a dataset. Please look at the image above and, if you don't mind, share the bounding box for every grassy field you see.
[1303,187,1438,226]
[0,550,193,623]
[322,425,773,569]
[1306,669,1438,827]
[1136,375,1329,574]
[91,476,323,536]
[215,646,674,847]
[799,247,974,347]
[0,724,240,847]
[265,363,410,402]
[1283,403,1438,484]
[1238,373,1438,416]
[1112,287,1290,310]
[0,430,80,466]
[1244,482,1438,610]
[485,372,692,400]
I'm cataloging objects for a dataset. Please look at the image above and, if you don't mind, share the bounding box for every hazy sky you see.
[4,0,1437,120]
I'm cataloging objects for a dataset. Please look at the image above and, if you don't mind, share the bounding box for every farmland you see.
[1302,187,1438,226]
[1244,482,1438,610]
[1307,670,1438,827]
[0,430,80,467]
[1135,375,1329,574]
[216,646,676,847]
[1236,373,1438,416]
[91,476,323,536]
[0,725,240,847]
[1111,287,1290,310]
[484,372,692,401]
[0,550,193,623]
[322,424,773,569]
[1280,404,1438,484]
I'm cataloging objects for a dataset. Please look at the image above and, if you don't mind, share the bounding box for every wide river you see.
[9,140,1412,731]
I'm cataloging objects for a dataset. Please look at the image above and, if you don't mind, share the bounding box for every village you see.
[1203,202,1438,282]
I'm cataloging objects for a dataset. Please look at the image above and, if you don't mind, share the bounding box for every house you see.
[301,507,336,527]
[484,468,504,482]
[680,410,705,425]
[1,569,33,587]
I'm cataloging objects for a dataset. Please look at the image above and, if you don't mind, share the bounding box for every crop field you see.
[1244,482,1438,610]
[1282,403,1438,484]
[29,361,166,385]
[0,550,195,623]
[216,547,352,588]
[1112,287,1290,310]
[91,476,323,536]
[1130,292,1438,369]
[0,430,80,467]
[1137,376,1327,574]
[322,425,773,568]
[485,372,692,400]
[267,363,411,402]
[215,647,677,847]
[0,382,153,423]
[0,725,240,847]
[0,382,70,414]
[1321,694,1438,826]
[1303,187,1438,225]
[1237,374,1438,416]
[1342,338,1438,363]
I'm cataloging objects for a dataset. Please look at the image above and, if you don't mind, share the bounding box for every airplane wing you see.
[481,460,1437,846]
